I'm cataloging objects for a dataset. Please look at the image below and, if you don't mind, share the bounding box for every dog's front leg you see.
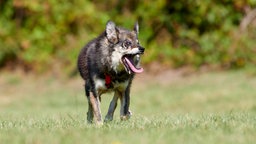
[89,92,103,125]
[104,91,120,122]
[120,87,132,120]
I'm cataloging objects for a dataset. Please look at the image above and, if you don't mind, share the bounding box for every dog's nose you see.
[139,46,145,54]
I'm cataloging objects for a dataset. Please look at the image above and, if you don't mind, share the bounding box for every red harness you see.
[105,74,111,88]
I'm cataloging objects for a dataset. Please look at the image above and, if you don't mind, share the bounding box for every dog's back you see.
[77,33,105,81]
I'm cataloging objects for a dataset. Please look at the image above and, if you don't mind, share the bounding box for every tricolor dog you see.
[77,21,144,124]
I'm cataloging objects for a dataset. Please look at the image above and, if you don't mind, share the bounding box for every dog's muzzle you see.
[122,47,145,74]
[138,46,145,54]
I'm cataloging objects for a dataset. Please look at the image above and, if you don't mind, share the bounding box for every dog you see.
[77,20,145,124]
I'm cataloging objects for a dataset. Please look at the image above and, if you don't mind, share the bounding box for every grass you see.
[0,70,256,144]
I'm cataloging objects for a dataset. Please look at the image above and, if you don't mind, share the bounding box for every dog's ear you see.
[134,21,139,35]
[106,21,118,44]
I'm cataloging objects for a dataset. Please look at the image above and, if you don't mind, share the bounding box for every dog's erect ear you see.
[106,21,118,44]
[134,21,139,35]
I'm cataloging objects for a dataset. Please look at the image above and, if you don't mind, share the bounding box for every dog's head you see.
[105,21,145,74]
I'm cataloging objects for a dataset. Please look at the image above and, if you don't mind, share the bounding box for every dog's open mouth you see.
[122,54,144,74]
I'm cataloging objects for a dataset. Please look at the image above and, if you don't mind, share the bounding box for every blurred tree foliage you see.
[0,0,256,73]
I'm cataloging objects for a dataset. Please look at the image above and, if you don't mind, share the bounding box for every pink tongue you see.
[124,57,144,73]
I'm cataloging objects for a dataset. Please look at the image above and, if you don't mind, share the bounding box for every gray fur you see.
[106,21,118,44]
[134,21,139,35]
[77,20,145,124]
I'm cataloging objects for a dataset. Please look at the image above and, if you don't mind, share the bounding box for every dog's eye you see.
[123,40,132,48]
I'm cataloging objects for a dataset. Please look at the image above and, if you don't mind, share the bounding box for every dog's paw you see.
[104,116,113,122]
[120,116,129,121]
[128,110,132,116]
[120,110,132,121]
[95,121,104,127]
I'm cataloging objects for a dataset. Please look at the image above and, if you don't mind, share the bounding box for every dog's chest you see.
[110,50,125,73]
[94,76,129,93]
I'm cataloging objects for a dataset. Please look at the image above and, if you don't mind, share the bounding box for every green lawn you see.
[0,70,256,144]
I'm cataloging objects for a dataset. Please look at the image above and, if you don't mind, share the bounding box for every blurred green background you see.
[0,0,256,73]
[1,1,256,143]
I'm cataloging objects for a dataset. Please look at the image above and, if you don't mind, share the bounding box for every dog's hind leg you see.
[84,84,93,123]
[86,97,94,123]
[85,82,102,125]
[85,85,94,123]
[89,92,103,125]
[104,91,120,122]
